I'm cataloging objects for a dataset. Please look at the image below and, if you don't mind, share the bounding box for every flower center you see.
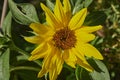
[53,28,76,50]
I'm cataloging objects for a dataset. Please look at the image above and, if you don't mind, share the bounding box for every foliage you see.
[0,0,120,80]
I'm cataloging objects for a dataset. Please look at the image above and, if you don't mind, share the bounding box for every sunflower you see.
[24,0,103,80]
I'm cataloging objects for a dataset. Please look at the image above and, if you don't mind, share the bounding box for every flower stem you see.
[0,0,8,28]
[11,41,42,66]
[10,66,40,72]
[63,64,74,72]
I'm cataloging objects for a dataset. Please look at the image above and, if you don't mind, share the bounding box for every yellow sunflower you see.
[24,0,103,80]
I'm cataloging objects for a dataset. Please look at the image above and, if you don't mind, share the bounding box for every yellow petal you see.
[69,8,87,30]
[63,0,71,13]
[63,49,77,68]
[49,66,58,80]
[56,58,63,74]
[56,55,63,74]
[73,47,85,60]
[31,43,47,55]
[40,47,58,80]
[38,53,52,77]
[51,48,63,74]
[38,68,48,78]
[54,0,65,25]
[30,23,49,34]
[63,50,69,60]
[75,31,95,43]
[28,50,48,61]
[76,58,94,72]
[75,46,94,72]
[63,0,71,26]
[28,43,49,61]
[24,33,53,45]
[79,43,103,60]
[41,3,62,29]
[44,45,57,69]
[80,25,102,33]
[24,36,43,44]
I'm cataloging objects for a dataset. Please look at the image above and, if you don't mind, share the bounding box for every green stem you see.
[0,0,7,28]
[11,41,42,66]
[111,4,120,15]
[10,66,40,72]
[79,68,83,80]
[75,65,83,80]
[63,64,74,72]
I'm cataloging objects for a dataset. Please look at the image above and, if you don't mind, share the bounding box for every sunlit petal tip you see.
[84,64,94,72]
[80,8,87,14]
[79,25,103,33]
[40,3,52,14]
[28,56,34,61]
[97,25,103,30]
[23,36,28,41]
[37,74,41,78]
[23,36,40,44]
[77,58,94,72]
[29,23,36,29]
[81,8,87,15]
[85,62,94,72]
[82,8,87,11]
[63,0,71,13]
[29,23,33,27]
[71,63,76,68]
[97,55,104,60]
[40,3,44,7]
[37,72,43,78]
[40,3,47,10]
[24,37,32,42]
[30,23,35,26]
[92,49,104,60]
[63,0,71,25]
[54,0,65,25]
[37,69,47,78]
[68,62,76,68]
[87,67,94,72]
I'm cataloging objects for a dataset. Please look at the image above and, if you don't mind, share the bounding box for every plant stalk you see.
[0,0,8,28]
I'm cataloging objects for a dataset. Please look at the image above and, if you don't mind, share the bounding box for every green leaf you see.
[8,0,39,25]
[0,37,6,45]
[72,0,93,14]
[72,0,83,14]
[17,3,39,22]
[77,58,110,80]
[91,36,104,45]
[70,0,75,7]
[84,11,107,26]
[75,66,91,80]
[0,51,2,56]
[0,33,3,37]
[0,48,10,80]
[2,12,12,37]
[84,0,93,8]
[0,36,10,51]
[46,0,54,11]
[89,59,110,80]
